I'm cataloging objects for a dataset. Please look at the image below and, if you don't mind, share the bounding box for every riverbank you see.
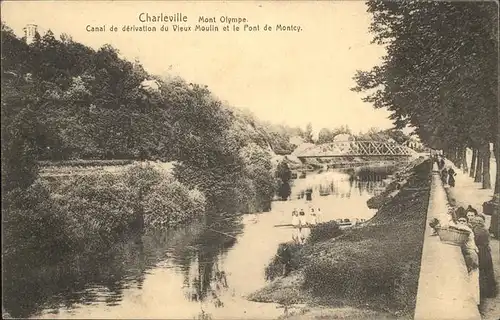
[248,159,431,319]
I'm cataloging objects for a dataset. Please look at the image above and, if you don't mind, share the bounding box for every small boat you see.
[335,218,353,228]
[335,218,366,229]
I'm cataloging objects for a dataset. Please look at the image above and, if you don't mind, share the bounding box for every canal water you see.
[7,169,389,319]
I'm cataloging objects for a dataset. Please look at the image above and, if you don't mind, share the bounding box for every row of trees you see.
[353,0,499,194]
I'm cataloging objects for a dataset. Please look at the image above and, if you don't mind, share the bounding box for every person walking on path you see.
[471,216,498,300]
[441,168,449,186]
[438,157,445,171]
[305,188,313,201]
[447,167,456,187]
[456,217,480,305]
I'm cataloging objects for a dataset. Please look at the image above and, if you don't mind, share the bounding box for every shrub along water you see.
[307,220,343,244]
[264,221,344,282]
[4,164,207,276]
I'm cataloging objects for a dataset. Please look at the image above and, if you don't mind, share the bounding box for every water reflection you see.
[289,170,389,242]
[4,214,243,318]
[4,168,392,319]
[294,170,387,200]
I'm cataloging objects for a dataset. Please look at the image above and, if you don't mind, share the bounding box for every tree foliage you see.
[275,160,292,200]
[317,125,353,144]
[352,1,498,192]
[1,22,306,215]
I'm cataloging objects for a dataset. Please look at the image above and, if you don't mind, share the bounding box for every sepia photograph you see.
[1,1,499,319]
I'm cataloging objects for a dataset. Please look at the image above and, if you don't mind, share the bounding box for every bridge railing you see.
[297,141,415,158]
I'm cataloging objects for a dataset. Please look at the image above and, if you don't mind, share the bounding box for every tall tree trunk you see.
[495,140,500,195]
[461,147,468,173]
[482,143,491,189]
[475,148,483,183]
[470,148,477,178]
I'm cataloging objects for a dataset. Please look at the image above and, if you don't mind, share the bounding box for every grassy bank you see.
[248,159,431,319]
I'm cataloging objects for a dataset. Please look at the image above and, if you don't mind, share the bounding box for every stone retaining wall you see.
[414,162,480,320]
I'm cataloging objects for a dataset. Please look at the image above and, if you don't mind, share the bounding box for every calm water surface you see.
[8,170,389,319]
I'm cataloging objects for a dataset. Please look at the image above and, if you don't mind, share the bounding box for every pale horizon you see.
[1,1,399,137]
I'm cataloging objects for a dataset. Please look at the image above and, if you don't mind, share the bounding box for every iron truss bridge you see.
[296,140,416,159]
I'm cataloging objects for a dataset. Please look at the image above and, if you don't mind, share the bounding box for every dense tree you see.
[302,123,314,144]
[2,25,300,162]
[317,128,335,144]
[1,24,41,192]
[2,23,304,214]
[353,1,498,194]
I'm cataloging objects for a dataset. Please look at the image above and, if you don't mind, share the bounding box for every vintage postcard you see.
[2,1,499,319]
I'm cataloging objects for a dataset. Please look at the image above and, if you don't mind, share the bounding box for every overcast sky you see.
[2,1,395,136]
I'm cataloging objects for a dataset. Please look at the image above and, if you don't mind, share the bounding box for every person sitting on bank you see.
[466,210,478,225]
[466,205,478,216]
[470,216,498,300]
[454,206,467,222]
[456,217,480,305]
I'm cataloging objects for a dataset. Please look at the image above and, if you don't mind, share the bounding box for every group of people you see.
[292,207,322,244]
[454,205,497,304]
[291,207,322,244]
[435,155,457,187]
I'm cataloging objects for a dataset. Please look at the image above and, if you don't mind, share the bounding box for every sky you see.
[1,1,395,137]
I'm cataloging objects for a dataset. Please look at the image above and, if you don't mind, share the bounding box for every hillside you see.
[1,24,300,164]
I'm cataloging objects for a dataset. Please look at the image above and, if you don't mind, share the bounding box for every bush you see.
[142,177,206,227]
[265,242,303,281]
[123,163,163,202]
[53,173,137,249]
[44,164,206,250]
[307,221,343,244]
[3,180,74,266]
